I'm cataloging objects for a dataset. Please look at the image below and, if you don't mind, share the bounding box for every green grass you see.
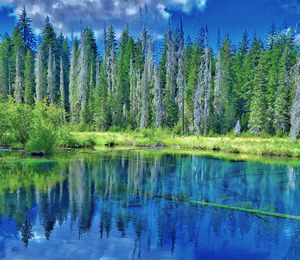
[72,130,300,158]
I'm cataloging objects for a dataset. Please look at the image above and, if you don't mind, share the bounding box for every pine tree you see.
[17,6,36,51]
[185,40,201,132]
[241,35,264,129]
[0,33,11,97]
[60,56,65,120]
[233,31,249,122]
[47,47,56,104]
[140,34,153,129]
[10,26,25,99]
[220,36,235,133]
[194,47,212,134]
[164,29,178,127]
[35,46,44,101]
[116,27,133,125]
[274,48,290,133]
[60,36,70,111]
[78,32,88,123]
[94,58,110,130]
[248,54,268,135]
[176,19,185,133]
[214,52,222,131]
[69,38,79,123]
[14,49,23,103]
[153,66,163,128]
[24,50,35,104]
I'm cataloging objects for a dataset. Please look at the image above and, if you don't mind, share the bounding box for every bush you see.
[0,98,32,146]
[25,102,66,154]
[26,124,56,154]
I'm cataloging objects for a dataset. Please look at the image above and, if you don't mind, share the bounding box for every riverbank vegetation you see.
[72,131,300,157]
[1,8,300,154]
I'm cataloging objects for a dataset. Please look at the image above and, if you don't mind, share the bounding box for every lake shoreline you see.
[72,131,300,158]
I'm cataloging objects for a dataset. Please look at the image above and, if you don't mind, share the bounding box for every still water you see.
[0,150,299,260]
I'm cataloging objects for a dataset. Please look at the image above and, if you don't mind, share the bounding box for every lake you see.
[0,150,299,259]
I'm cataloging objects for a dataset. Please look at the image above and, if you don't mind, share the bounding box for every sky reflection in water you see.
[0,151,300,259]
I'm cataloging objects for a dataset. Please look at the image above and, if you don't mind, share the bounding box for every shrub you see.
[25,102,66,154]
[26,124,56,154]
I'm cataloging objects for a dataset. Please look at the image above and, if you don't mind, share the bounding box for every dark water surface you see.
[0,150,300,260]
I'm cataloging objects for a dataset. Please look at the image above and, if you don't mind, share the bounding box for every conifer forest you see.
[1,8,300,140]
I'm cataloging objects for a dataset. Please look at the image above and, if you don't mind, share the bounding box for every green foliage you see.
[25,124,56,154]
[0,14,299,139]
[0,99,79,154]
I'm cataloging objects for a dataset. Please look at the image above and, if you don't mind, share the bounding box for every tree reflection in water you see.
[0,151,300,259]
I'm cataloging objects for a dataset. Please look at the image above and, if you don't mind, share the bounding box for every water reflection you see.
[0,151,300,259]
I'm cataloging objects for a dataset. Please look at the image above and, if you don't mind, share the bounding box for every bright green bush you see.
[0,98,32,145]
[25,124,56,154]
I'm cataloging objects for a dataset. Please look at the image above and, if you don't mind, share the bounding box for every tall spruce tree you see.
[35,46,44,101]
[78,32,88,123]
[14,49,23,103]
[164,29,178,127]
[0,33,11,97]
[60,55,66,120]
[17,6,36,51]
[47,47,56,104]
[248,53,268,134]
[274,48,291,133]
[153,66,163,128]
[24,50,35,104]
[194,46,212,134]
[69,38,79,122]
[176,19,185,133]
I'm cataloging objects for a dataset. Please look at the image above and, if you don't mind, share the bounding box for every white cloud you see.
[157,3,171,20]
[1,0,208,36]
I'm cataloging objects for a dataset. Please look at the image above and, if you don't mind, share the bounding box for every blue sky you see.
[0,0,300,47]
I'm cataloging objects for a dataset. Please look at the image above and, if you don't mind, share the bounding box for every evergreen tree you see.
[24,50,35,104]
[274,48,291,133]
[14,49,23,103]
[214,52,222,131]
[233,31,249,123]
[240,35,264,129]
[0,33,11,97]
[17,6,36,51]
[116,27,133,125]
[185,40,201,131]
[153,66,163,128]
[35,46,44,101]
[47,47,56,104]
[59,56,66,119]
[164,29,178,127]
[78,32,88,123]
[140,35,153,129]
[248,54,268,134]
[10,26,25,99]
[194,46,212,134]
[94,58,110,130]
[176,19,185,133]
[69,38,79,123]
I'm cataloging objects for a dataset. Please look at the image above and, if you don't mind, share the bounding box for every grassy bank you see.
[72,131,300,158]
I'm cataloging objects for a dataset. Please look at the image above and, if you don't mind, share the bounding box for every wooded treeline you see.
[1,8,300,138]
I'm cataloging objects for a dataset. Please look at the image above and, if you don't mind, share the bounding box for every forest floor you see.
[72,131,300,158]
